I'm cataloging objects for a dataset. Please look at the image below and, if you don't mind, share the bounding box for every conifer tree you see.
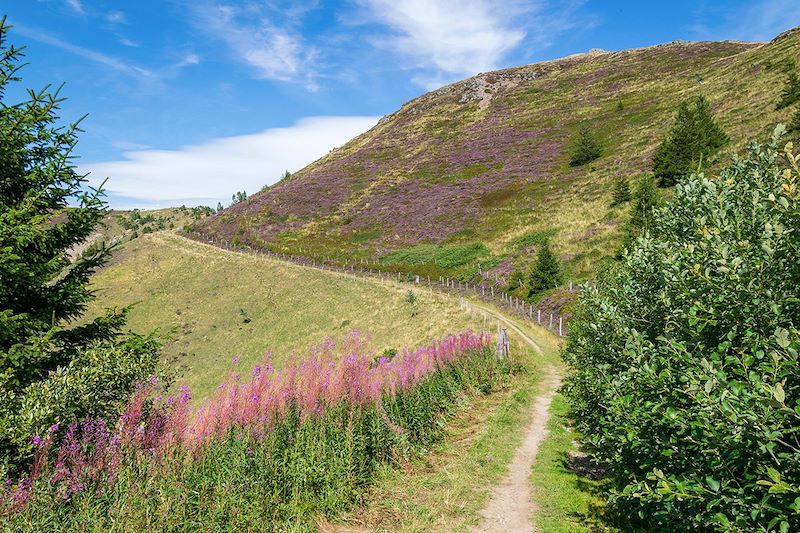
[610,177,632,206]
[0,18,162,475]
[620,176,661,253]
[652,96,728,187]
[776,70,800,110]
[569,124,603,167]
[528,240,562,295]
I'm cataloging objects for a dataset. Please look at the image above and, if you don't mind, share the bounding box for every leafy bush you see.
[1,332,508,529]
[0,334,166,479]
[569,125,603,167]
[563,127,800,531]
[652,95,729,187]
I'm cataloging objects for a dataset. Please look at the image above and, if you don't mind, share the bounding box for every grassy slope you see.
[195,28,800,284]
[325,317,602,532]
[85,233,483,400]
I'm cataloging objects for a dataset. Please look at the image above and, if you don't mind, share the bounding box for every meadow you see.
[85,233,483,400]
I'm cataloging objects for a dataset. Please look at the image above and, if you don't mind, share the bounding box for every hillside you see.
[193,27,800,286]
[85,233,483,399]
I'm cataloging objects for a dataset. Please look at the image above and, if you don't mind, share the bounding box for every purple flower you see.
[30,435,44,447]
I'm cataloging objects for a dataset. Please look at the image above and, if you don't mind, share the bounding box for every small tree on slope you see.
[620,175,660,254]
[0,18,163,476]
[652,95,729,187]
[569,124,603,167]
[528,240,562,296]
[564,126,800,531]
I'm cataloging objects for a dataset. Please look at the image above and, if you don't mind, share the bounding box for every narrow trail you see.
[468,301,561,533]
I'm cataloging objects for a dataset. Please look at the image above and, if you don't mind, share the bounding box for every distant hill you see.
[193,27,800,287]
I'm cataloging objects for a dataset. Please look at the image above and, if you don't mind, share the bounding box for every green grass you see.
[85,233,483,400]
[530,394,612,532]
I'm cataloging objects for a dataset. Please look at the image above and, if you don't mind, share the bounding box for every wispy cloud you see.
[106,11,126,24]
[176,53,201,68]
[65,0,85,16]
[83,116,380,208]
[14,25,155,79]
[190,3,317,89]
[690,0,800,41]
[355,0,585,89]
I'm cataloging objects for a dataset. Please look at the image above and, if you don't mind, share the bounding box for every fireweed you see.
[1,330,507,530]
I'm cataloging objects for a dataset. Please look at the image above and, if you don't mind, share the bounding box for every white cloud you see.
[191,3,316,88]
[14,25,155,79]
[82,116,380,208]
[118,37,140,47]
[106,11,126,24]
[357,0,528,83]
[176,53,201,68]
[65,0,85,15]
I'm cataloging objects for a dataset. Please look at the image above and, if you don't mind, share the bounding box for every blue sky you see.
[5,0,800,208]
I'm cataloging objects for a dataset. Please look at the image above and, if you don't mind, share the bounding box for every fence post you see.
[559,316,563,336]
[549,313,553,328]
[491,286,494,297]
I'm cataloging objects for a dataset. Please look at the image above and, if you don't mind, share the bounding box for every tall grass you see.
[1,331,507,531]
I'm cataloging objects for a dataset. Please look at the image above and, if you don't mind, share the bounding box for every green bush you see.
[382,243,489,269]
[563,127,800,530]
[652,95,729,187]
[777,70,800,110]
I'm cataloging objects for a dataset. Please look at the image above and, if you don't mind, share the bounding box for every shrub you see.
[528,240,562,296]
[563,127,800,531]
[569,125,603,167]
[652,95,729,187]
[1,331,507,529]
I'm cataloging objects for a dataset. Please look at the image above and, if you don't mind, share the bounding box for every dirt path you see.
[469,301,561,533]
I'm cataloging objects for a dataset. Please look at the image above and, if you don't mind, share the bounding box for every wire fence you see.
[181,232,574,337]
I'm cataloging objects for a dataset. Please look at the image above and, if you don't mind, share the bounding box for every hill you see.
[85,233,484,399]
[192,27,800,286]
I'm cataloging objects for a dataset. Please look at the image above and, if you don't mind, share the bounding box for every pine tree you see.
[652,96,729,187]
[610,177,632,206]
[776,70,800,110]
[569,125,603,167]
[620,176,661,253]
[0,18,162,474]
[0,19,124,388]
[528,240,562,295]
[788,108,800,135]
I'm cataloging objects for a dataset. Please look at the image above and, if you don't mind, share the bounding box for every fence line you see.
[180,232,572,337]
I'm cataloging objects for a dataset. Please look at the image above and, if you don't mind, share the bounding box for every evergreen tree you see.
[216,201,224,212]
[528,240,562,295]
[652,96,729,187]
[569,124,603,167]
[610,177,632,206]
[788,108,800,136]
[620,176,661,253]
[776,70,800,110]
[0,18,162,475]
